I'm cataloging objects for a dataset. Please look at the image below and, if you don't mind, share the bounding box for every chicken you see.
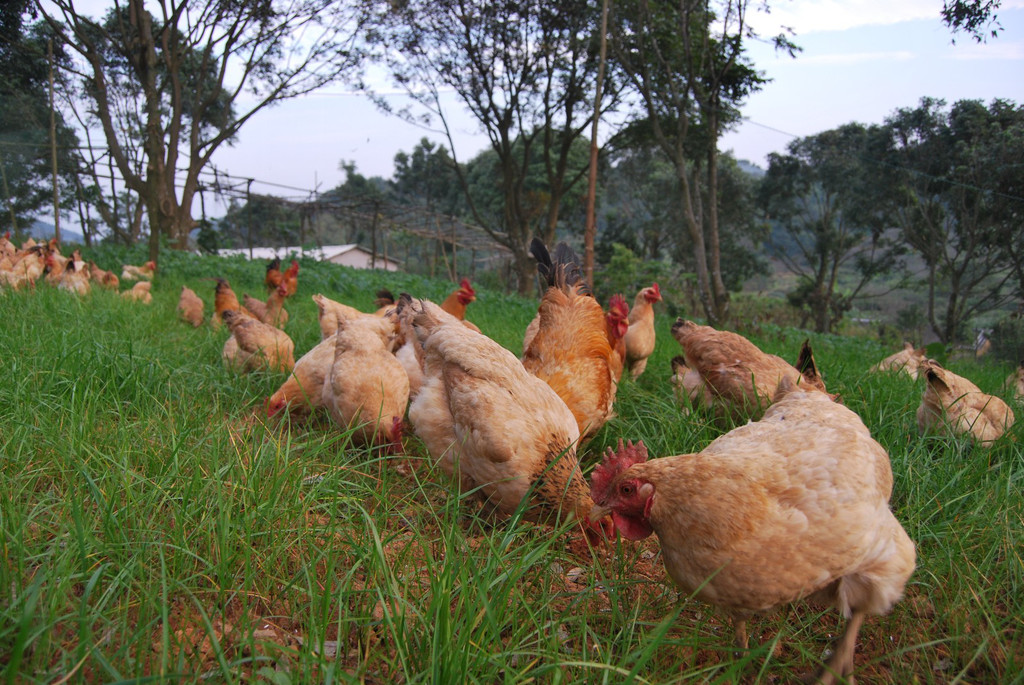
[669,355,714,413]
[313,293,374,339]
[590,380,916,684]
[322,314,409,449]
[1005,361,1024,402]
[521,239,630,440]
[0,231,14,258]
[440,278,476,321]
[916,359,1015,446]
[671,318,832,419]
[623,283,662,380]
[121,280,152,304]
[0,246,44,290]
[57,258,91,296]
[870,342,926,379]
[398,294,612,541]
[89,262,120,290]
[221,309,295,374]
[280,260,299,297]
[374,288,396,311]
[43,249,70,287]
[266,335,338,418]
[177,286,205,327]
[121,260,156,281]
[391,305,425,398]
[264,257,283,291]
[211,278,253,328]
[243,284,289,328]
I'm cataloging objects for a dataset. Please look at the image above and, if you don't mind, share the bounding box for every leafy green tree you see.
[367,0,611,294]
[606,0,784,325]
[391,138,463,216]
[38,0,365,260]
[942,0,1002,42]
[885,98,1021,344]
[760,123,906,333]
[0,1,80,235]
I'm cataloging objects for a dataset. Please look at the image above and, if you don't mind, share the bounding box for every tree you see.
[391,138,463,216]
[0,1,80,235]
[759,123,905,333]
[885,98,1021,344]
[38,0,365,260]
[367,0,611,294]
[941,0,1002,42]
[606,0,782,325]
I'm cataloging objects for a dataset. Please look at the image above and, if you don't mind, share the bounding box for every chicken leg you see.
[815,610,865,685]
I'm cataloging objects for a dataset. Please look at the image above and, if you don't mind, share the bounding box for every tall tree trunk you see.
[705,110,729,324]
[584,0,610,289]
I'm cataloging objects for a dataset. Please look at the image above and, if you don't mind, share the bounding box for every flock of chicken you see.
[870,342,1020,445]
[0,233,157,301]
[7,229,1020,682]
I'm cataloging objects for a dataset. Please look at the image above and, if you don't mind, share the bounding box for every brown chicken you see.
[243,285,289,328]
[177,286,205,327]
[264,257,283,291]
[1005,361,1024,402]
[0,245,44,289]
[121,280,152,304]
[522,239,630,440]
[322,314,409,449]
[591,380,916,684]
[391,305,425,399]
[669,355,713,414]
[43,248,70,287]
[671,319,832,419]
[221,309,295,373]
[280,260,299,297]
[0,231,14,258]
[440,278,476,319]
[313,293,375,339]
[623,283,662,380]
[89,262,120,290]
[399,294,612,541]
[211,278,254,328]
[870,342,927,379]
[58,259,91,296]
[121,260,156,281]
[916,360,1015,446]
[266,335,337,418]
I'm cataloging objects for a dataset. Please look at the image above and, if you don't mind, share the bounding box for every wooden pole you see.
[583,0,610,289]
[49,39,61,244]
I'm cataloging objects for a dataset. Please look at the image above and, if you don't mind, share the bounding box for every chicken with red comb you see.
[590,380,916,684]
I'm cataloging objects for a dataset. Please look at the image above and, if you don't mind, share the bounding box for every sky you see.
[50,0,1024,209]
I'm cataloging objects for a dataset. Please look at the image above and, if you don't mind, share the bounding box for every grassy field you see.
[1,249,1022,684]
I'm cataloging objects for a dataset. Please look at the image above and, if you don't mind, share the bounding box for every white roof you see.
[219,244,368,261]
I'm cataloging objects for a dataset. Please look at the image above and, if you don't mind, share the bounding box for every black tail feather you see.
[530,238,588,294]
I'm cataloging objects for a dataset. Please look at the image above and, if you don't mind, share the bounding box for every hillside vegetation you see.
[1,251,1021,683]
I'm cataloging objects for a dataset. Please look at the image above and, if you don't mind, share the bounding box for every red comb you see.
[460,278,474,294]
[591,439,647,503]
[651,283,661,297]
[608,294,628,316]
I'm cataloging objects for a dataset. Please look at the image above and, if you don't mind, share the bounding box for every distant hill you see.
[736,159,766,178]
[28,219,84,245]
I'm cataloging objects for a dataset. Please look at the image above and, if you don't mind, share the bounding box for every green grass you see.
[1,249,1022,683]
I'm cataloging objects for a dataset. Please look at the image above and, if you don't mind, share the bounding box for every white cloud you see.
[750,0,947,35]
[793,50,916,66]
